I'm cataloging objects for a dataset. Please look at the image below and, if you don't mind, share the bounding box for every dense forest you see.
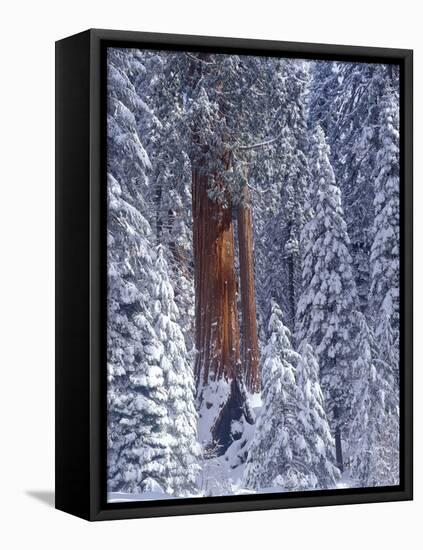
[106,47,400,500]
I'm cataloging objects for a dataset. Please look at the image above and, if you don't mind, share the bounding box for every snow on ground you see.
[108,392,354,503]
[197,391,262,497]
[108,491,203,503]
[336,469,354,489]
[108,391,262,503]
[248,392,262,411]
[108,491,178,503]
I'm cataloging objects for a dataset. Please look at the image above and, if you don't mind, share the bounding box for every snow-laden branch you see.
[185,53,215,66]
[235,128,285,152]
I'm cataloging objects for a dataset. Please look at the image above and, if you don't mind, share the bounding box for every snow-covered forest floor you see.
[106,47,400,502]
[109,393,353,503]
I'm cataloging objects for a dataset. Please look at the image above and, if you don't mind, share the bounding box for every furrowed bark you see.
[190,56,253,453]
[192,166,241,386]
[192,164,253,451]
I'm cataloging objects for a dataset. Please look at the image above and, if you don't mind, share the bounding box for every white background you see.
[0,0,420,548]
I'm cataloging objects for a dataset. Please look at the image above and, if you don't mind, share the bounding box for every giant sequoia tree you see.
[186,56,251,449]
[183,54,288,449]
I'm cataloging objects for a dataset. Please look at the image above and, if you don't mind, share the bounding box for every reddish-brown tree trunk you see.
[192,167,241,387]
[237,184,260,393]
[192,165,255,451]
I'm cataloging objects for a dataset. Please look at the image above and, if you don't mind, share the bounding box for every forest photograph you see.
[106,46,400,502]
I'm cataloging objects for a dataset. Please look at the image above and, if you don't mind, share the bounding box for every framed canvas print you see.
[55,29,413,521]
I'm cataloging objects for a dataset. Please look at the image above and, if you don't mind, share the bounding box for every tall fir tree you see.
[244,300,338,491]
[348,312,399,486]
[107,171,174,494]
[151,245,201,495]
[252,59,311,334]
[141,51,196,357]
[310,62,399,314]
[107,48,163,493]
[370,85,400,372]
[107,49,200,497]
[296,126,359,470]
[296,340,340,486]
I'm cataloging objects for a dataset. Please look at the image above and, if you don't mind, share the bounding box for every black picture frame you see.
[55,28,413,521]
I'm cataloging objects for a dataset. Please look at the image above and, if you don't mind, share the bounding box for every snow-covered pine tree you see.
[376,311,399,381]
[348,312,399,487]
[107,171,181,495]
[139,51,196,357]
[107,49,200,497]
[244,300,309,490]
[107,49,153,190]
[346,312,375,486]
[296,341,340,487]
[310,62,399,314]
[251,59,311,335]
[244,300,339,491]
[152,245,201,495]
[107,48,172,495]
[357,83,400,484]
[370,84,400,373]
[308,60,342,145]
[296,125,359,470]
[280,63,313,333]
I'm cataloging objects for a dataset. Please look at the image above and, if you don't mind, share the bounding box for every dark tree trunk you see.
[237,184,260,393]
[333,405,344,472]
[287,253,296,331]
[335,428,344,472]
[155,182,163,238]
